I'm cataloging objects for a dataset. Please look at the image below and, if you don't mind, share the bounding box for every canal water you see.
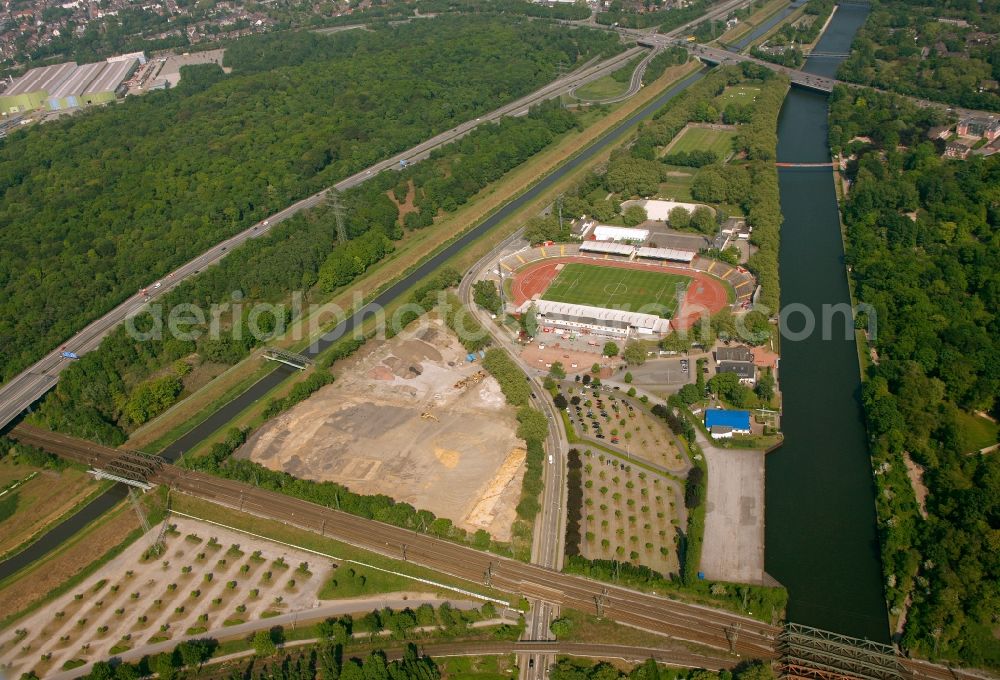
[764,3,889,641]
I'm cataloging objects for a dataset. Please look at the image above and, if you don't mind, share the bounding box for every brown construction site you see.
[236,318,526,541]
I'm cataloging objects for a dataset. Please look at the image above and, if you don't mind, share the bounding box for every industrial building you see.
[517,299,673,338]
[704,408,752,439]
[0,55,139,114]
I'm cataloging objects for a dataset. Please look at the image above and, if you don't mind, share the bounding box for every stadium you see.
[497,240,755,340]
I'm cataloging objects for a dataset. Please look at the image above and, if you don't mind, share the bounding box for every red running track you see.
[509,256,729,330]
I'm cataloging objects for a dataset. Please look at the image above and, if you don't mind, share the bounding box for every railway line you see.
[12,424,777,660]
[10,425,996,680]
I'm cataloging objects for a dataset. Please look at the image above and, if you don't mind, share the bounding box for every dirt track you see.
[236,319,525,541]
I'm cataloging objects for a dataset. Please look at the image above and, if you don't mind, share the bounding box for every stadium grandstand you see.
[579,240,696,263]
[517,300,672,337]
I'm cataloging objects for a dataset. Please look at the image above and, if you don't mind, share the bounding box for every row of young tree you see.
[74,602,504,680]
[27,99,595,445]
[550,657,775,680]
[836,0,1000,111]
[830,86,1000,668]
[0,15,621,386]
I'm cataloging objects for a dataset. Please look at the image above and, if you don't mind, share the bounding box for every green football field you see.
[669,126,739,160]
[541,263,690,317]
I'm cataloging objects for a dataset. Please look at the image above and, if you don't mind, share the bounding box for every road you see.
[0,44,647,433]
[459,229,570,679]
[11,423,780,661]
[12,423,996,680]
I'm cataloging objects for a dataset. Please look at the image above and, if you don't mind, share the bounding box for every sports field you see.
[541,263,690,317]
[670,126,739,160]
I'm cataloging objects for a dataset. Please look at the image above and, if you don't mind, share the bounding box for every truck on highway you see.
[60,350,79,360]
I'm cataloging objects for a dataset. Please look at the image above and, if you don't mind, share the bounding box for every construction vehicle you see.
[421,412,439,422]
[453,370,486,391]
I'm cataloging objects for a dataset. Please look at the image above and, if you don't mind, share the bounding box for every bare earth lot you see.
[237,318,525,541]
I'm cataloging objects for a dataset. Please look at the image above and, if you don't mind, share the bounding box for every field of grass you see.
[714,84,761,108]
[955,410,999,452]
[669,126,739,159]
[541,263,689,317]
[439,655,515,679]
[658,168,695,201]
[574,74,630,101]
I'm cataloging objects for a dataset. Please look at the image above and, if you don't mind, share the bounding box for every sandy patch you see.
[237,318,525,541]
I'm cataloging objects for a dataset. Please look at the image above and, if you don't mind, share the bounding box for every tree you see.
[150,653,178,680]
[668,206,690,228]
[550,617,573,638]
[735,660,775,680]
[756,370,775,402]
[603,342,620,357]
[677,383,701,404]
[89,662,115,680]
[549,361,566,379]
[472,280,503,316]
[624,372,633,384]
[623,204,648,226]
[554,393,569,410]
[521,303,539,338]
[252,629,277,657]
[623,341,646,365]
[690,206,716,235]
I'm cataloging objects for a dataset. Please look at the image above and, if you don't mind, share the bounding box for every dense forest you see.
[838,0,1000,111]
[830,86,999,668]
[0,16,620,385]
[29,99,585,444]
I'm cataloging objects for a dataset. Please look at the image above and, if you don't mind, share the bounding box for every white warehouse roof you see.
[593,225,649,242]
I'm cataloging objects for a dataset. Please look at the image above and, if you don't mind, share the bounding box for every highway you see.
[0,43,647,433]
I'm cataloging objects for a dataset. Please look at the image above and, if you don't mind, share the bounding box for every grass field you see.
[715,85,761,108]
[658,169,695,201]
[669,126,739,160]
[541,263,689,317]
[574,74,630,101]
[955,410,999,452]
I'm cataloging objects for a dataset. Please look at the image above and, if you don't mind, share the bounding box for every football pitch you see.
[541,263,690,318]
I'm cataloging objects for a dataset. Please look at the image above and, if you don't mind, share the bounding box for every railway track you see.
[12,424,777,660]
[12,425,995,680]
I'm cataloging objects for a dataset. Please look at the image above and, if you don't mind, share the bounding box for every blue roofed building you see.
[704,408,751,439]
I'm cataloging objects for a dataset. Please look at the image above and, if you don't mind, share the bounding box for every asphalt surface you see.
[0,45,647,434]
[459,229,569,679]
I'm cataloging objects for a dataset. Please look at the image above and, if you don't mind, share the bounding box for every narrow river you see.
[764,3,889,641]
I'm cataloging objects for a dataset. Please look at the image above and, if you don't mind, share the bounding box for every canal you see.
[764,3,889,641]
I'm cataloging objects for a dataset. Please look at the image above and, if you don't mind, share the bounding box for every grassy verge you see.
[0,475,112,562]
[171,494,512,604]
[716,0,790,47]
[0,488,167,631]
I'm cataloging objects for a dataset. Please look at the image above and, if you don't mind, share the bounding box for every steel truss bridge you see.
[778,623,909,680]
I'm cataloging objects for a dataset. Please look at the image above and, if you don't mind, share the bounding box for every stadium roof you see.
[83,58,137,94]
[521,299,672,334]
[579,241,635,256]
[704,409,751,431]
[635,246,696,263]
[6,62,78,95]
